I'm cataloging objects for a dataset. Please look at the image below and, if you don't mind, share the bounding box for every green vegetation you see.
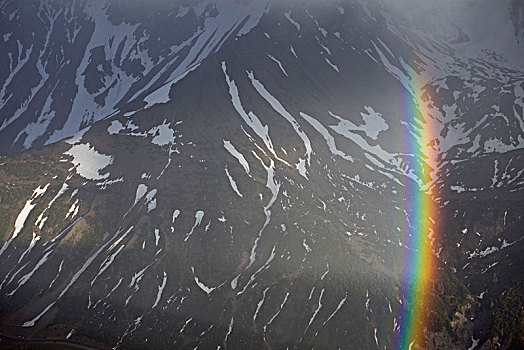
[1,161,48,179]
[430,265,471,332]
[492,279,524,347]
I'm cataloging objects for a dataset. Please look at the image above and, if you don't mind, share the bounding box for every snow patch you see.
[134,184,148,206]
[148,120,176,146]
[107,120,124,135]
[64,143,113,180]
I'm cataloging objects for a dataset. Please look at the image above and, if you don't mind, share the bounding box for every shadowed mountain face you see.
[0,0,523,349]
[0,0,269,153]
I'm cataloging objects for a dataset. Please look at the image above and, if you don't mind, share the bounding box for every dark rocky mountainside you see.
[0,0,523,349]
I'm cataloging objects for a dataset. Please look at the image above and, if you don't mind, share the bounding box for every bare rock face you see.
[511,0,524,37]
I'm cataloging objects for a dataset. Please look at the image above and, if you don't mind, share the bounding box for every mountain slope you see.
[0,0,268,154]
[0,0,523,349]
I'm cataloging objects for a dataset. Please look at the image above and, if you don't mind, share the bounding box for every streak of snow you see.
[225,167,243,197]
[134,184,148,206]
[18,232,40,263]
[192,266,216,294]
[290,45,297,58]
[468,337,479,350]
[154,229,160,246]
[324,57,340,72]
[329,111,415,184]
[300,112,353,162]
[320,263,329,280]
[248,71,312,176]
[224,316,234,345]
[92,227,133,285]
[266,53,288,77]
[238,245,276,295]
[179,318,192,334]
[106,278,123,298]
[253,287,270,321]
[371,42,413,96]
[184,210,205,242]
[302,239,312,253]
[47,183,69,209]
[243,153,280,275]
[152,272,167,308]
[8,251,52,296]
[284,11,300,31]
[322,294,347,326]
[63,127,90,145]
[66,199,79,219]
[0,184,49,257]
[143,64,201,108]
[172,209,181,223]
[264,292,289,333]
[302,288,325,339]
[23,226,135,327]
[141,0,269,108]
[129,265,151,291]
[222,62,286,164]
[66,329,74,339]
[146,189,158,213]
[223,140,250,174]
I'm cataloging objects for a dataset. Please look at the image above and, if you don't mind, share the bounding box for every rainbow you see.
[395,68,438,349]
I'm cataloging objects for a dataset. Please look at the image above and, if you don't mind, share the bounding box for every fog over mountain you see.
[0,0,523,349]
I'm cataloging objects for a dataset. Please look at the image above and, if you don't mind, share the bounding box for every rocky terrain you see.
[0,0,523,348]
